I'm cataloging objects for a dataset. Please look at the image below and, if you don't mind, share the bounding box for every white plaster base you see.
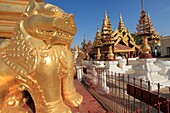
[95,68,109,95]
[75,65,83,81]
[105,61,125,74]
[129,58,170,90]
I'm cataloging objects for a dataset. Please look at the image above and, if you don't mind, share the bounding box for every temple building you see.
[90,11,140,60]
[135,0,161,57]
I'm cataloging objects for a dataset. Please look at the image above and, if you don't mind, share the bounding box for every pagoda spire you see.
[136,0,161,58]
[101,10,112,42]
[141,0,144,11]
[97,25,100,32]
[120,13,123,22]
[118,13,125,30]
[146,12,161,40]
[96,25,101,37]
[136,5,149,36]
[93,25,102,47]
[104,10,108,19]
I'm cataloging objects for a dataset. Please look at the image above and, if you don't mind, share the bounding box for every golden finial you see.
[96,25,101,37]
[139,35,152,58]
[118,13,125,30]
[141,36,151,54]
[120,13,123,22]
[104,10,108,19]
[97,48,101,60]
[107,46,114,60]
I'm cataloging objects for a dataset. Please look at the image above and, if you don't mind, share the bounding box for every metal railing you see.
[82,68,170,113]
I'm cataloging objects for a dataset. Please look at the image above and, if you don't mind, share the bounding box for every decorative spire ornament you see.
[107,46,114,60]
[118,13,125,31]
[104,10,108,19]
[138,35,152,58]
[97,48,101,60]
[141,0,144,11]
[101,10,112,43]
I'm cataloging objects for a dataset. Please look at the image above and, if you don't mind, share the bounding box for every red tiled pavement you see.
[70,80,107,113]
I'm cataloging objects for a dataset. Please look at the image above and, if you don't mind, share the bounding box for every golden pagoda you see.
[93,26,103,47]
[90,12,140,60]
[136,0,161,57]
[107,46,114,60]
[101,11,113,44]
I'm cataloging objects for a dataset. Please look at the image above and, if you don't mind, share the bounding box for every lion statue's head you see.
[21,0,77,48]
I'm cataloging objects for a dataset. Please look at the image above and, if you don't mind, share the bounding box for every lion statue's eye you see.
[65,19,68,24]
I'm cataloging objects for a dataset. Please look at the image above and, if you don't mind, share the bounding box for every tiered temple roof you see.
[101,11,113,44]
[93,26,103,47]
[136,0,161,46]
[112,15,140,51]
[0,0,29,38]
[91,11,139,59]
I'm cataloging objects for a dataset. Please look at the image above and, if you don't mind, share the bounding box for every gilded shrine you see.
[0,0,83,113]
[90,11,140,60]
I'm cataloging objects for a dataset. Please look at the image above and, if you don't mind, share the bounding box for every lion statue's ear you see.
[25,0,36,14]
[25,0,44,15]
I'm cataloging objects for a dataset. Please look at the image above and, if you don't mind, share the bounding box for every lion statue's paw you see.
[64,91,83,107]
[49,101,72,113]
[57,104,72,113]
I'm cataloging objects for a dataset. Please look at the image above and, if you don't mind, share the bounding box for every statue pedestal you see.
[130,58,169,90]
[71,80,106,113]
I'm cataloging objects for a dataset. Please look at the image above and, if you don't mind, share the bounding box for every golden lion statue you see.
[0,0,83,113]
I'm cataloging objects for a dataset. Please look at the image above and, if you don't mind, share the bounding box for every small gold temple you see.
[90,11,140,60]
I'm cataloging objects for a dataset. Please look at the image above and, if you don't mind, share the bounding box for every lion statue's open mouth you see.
[23,2,77,47]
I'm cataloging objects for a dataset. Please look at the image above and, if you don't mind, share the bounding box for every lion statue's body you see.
[0,0,82,113]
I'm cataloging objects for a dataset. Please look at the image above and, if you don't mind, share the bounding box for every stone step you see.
[159,80,170,87]
[150,75,168,83]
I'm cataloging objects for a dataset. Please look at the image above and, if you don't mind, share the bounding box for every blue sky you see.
[44,0,170,48]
